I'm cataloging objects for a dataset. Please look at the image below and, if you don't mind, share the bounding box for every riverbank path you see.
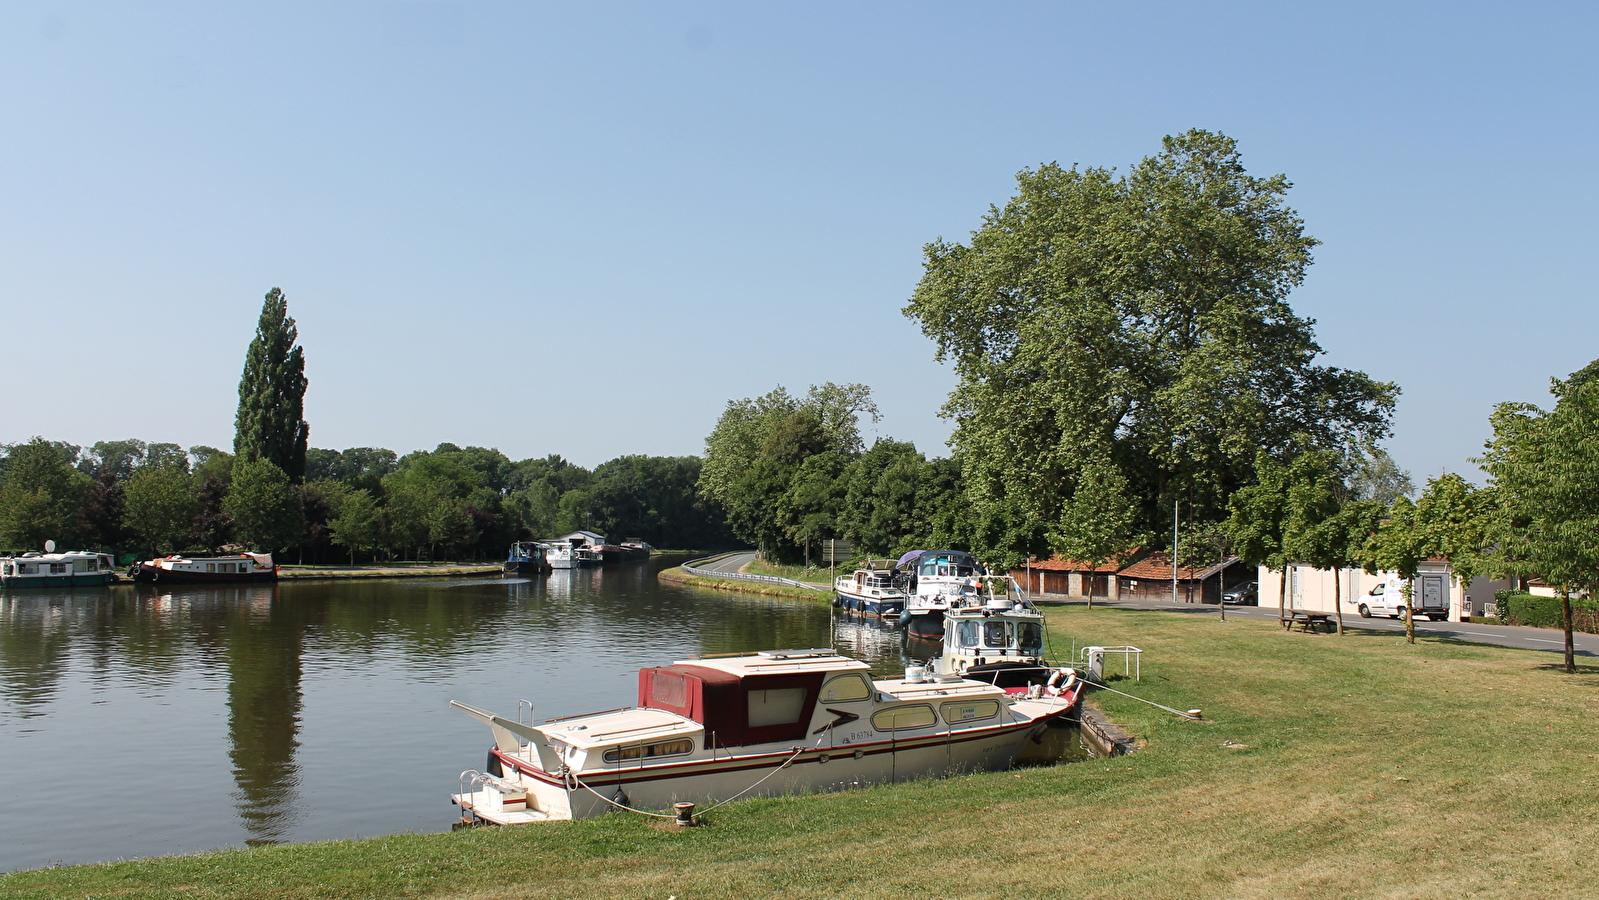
[695,551,756,575]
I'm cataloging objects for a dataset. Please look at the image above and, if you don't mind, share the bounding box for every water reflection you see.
[0,559,936,873]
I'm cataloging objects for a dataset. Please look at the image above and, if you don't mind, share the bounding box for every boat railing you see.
[518,699,534,726]
[542,706,633,724]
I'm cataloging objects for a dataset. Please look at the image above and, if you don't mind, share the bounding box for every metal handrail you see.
[680,553,831,593]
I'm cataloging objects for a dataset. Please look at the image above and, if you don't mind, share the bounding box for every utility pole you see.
[1171,499,1179,604]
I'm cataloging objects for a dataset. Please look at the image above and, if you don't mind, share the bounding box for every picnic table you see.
[1283,612,1337,633]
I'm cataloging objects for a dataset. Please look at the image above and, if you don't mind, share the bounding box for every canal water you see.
[0,558,939,873]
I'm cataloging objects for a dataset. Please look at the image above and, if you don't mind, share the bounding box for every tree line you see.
[0,438,732,563]
[0,289,732,562]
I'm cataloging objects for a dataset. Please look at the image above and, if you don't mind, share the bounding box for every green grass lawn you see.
[742,558,836,585]
[7,607,1597,899]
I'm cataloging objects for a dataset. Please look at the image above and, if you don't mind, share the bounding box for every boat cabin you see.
[636,650,872,749]
[914,551,981,580]
[945,609,1045,660]
[851,567,899,591]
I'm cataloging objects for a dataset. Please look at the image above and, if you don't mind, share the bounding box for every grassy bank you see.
[656,566,830,602]
[6,608,1598,899]
[742,558,835,586]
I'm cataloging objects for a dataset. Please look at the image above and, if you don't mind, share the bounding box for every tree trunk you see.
[1334,568,1344,636]
[1404,583,1415,645]
[1278,566,1288,629]
[1086,567,1095,610]
[1563,590,1575,675]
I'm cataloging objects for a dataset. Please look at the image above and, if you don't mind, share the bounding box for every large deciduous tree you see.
[122,459,200,556]
[234,288,310,482]
[699,384,879,562]
[0,438,90,549]
[905,130,1397,565]
[224,458,304,553]
[1479,362,1599,673]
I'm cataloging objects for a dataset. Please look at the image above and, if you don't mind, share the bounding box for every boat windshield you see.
[982,620,1013,648]
[1019,622,1043,652]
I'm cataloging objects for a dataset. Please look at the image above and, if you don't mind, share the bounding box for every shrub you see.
[1493,589,1599,633]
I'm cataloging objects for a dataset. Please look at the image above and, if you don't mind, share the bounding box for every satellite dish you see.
[44,540,56,553]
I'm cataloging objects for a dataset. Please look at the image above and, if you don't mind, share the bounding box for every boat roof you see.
[675,649,870,677]
[542,707,699,749]
[875,676,1008,701]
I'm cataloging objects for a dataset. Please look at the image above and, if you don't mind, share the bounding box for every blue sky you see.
[3,2,1595,483]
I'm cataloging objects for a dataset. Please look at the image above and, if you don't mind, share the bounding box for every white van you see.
[1352,573,1451,621]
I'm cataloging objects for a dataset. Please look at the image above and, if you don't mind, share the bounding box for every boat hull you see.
[834,589,905,617]
[0,572,116,589]
[902,609,946,639]
[131,564,277,585]
[503,559,551,576]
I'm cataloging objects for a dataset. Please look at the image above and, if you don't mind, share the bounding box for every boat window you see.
[941,700,1000,724]
[871,705,937,731]
[206,564,216,573]
[748,688,807,727]
[602,738,694,763]
[50,563,67,574]
[821,674,871,702]
[1019,623,1043,652]
[650,672,688,708]
[19,564,35,575]
[982,621,1013,648]
[956,621,979,648]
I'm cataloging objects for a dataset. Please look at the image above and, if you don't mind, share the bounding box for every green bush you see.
[1493,589,1599,633]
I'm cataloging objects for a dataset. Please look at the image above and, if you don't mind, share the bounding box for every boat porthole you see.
[818,754,829,764]
[853,750,864,759]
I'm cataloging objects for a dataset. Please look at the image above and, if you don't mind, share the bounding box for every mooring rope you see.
[1082,680,1201,719]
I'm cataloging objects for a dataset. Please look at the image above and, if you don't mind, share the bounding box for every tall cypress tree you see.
[234,288,309,482]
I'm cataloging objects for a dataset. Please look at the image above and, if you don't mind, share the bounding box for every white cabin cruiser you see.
[833,563,907,617]
[450,648,1081,825]
[897,549,984,640]
[543,541,579,569]
[927,575,1057,691]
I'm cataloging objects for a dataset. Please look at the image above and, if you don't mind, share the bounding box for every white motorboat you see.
[927,575,1056,691]
[832,563,907,617]
[897,549,985,639]
[450,648,1081,825]
[543,541,579,569]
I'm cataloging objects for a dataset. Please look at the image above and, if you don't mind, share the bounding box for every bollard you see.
[673,802,696,827]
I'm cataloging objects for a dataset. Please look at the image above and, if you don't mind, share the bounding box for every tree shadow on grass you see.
[1530,662,1599,675]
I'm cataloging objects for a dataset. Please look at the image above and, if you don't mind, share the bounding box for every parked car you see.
[1222,582,1258,605]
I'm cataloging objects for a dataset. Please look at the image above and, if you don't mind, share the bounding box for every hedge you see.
[1494,590,1599,633]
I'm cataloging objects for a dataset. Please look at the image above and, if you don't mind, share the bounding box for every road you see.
[687,555,1593,659]
[1082,597,1598,658]
[693,551,756,574]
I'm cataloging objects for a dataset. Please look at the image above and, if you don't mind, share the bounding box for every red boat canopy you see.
[638,664,825,748]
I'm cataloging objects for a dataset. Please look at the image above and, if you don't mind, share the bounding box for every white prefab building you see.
[1258,562,1513,621]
